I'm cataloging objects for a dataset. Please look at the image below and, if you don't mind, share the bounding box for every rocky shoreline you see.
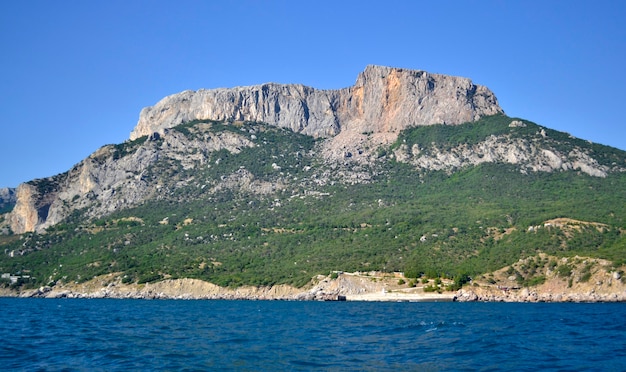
[4,286,625,303]
[0,273,453,302]
[455,287,626,303]
[2,270,625,302]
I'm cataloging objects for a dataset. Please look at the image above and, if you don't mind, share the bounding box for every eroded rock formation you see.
[130,65,503,140]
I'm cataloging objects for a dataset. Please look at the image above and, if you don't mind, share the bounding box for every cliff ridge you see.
[130,65,503,141]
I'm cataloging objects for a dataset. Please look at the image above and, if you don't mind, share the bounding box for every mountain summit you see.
[131,65,503,141]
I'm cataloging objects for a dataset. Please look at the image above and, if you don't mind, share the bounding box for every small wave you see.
[290,359,340,368]
[212,337,251,345]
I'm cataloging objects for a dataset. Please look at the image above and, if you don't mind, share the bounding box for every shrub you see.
[580,263,593,283]
[423,285,440,293]
[525,275,546,287]
[580,272,592,283]
[557,264,572,278]
[138,273,161,284]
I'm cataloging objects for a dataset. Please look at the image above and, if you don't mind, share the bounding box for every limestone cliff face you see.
[8,184,40,233]
[393,127,612,177]
[8,127,258,234]
[130,65,503,140]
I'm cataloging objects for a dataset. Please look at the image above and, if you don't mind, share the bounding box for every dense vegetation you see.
[1,116,625,289]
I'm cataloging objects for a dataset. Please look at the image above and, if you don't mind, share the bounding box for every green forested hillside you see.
[1,116,625,289]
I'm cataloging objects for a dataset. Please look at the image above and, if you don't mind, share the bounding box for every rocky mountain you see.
[7,65,504,234]
[6,66,622,235]
[131,65,502,141]
[1,66,625,295]
[7,128,257,233]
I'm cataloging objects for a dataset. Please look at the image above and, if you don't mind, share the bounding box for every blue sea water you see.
[1,299,625,371]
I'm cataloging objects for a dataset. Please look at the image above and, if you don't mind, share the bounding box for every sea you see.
[1,299,625,371]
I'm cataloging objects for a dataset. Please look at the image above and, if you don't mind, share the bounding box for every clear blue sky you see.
[1,0,625,188]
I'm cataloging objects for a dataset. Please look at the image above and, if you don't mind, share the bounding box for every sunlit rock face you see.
[130,65,503,141]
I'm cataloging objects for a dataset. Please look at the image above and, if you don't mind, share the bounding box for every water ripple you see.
[1,299,626,370]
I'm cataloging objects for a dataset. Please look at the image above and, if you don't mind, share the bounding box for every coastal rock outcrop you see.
[454,255,626,303]
[6,266,624,303]
[455,288,626,303]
